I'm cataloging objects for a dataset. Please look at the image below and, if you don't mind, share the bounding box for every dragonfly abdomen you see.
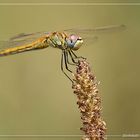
[0,38,49,57]
[0,44,32,56]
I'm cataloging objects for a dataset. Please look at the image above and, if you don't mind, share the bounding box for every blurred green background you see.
[0,0,140,140]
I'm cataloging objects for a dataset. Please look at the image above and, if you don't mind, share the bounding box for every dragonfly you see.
[0,24,126,82]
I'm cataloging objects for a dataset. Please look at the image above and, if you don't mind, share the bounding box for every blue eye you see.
[67,40,75,48]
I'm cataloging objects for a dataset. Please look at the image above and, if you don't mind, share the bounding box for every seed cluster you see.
[72,60,107,140]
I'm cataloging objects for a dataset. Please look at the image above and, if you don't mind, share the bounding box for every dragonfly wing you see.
[0,31,50,50]
[64,24,126,46]
[0,40,31,50]
[82,36,98,47]
[9,31,50,41]
[9,33,39,41]
[64,24,126,34]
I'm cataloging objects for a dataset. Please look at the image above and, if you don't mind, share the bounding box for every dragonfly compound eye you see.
[72,37,83,51]
[66,35,83,50]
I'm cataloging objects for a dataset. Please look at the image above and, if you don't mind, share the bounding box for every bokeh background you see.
[0,0,140,140]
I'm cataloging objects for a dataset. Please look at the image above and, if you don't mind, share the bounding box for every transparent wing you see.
[64,24,126,35]
[64,24,126,46]
[0,40,27,50]
[0,32,50,51]
[82,36,98,47]
[9,31,50,41]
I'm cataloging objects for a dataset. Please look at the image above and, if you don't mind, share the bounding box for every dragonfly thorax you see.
[47,32,83,51]
[66,34,83,51]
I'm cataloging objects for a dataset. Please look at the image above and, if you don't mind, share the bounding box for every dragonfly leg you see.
[70,50,86,60]
[65,51,76,65]
[63,51,73,73]
[61,50,73,83]
[66,51,77,65]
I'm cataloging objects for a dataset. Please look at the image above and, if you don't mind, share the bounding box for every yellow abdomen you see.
[0,37,49,57]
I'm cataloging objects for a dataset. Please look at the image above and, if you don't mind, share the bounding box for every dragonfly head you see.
[66,34,83,50]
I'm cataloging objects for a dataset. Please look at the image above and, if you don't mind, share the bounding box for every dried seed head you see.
[72,60,107,140]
